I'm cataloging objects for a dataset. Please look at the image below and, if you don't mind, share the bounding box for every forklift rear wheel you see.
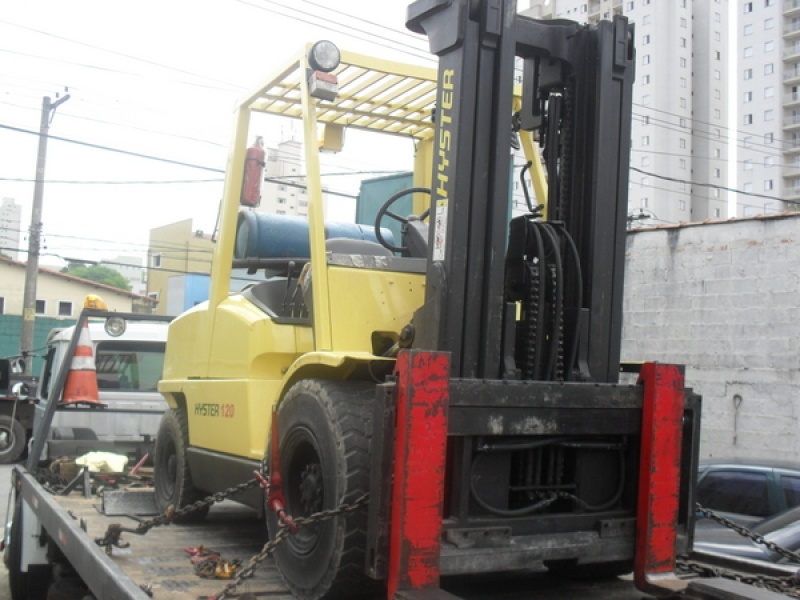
[154,409,210,522]
[267,379,378,600]
[0,415,26,464]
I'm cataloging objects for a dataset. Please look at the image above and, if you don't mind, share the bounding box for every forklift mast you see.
[408,0,634,384]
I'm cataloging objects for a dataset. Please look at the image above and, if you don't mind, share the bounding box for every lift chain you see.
[675,504,800,598]
[209,492,369,600]
[94,478,259,555]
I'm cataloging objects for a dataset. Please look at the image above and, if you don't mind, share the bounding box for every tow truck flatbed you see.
[14,466,292,599]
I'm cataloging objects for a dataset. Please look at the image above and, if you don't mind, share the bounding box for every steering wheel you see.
[374,187,432,253]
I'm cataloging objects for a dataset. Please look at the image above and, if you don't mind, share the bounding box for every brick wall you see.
[622,214,800,460]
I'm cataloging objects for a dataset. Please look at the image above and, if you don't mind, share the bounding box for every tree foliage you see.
[64,265,131,292]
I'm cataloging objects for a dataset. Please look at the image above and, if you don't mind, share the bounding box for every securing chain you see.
[676,504,800,597]
[209,492,369,600]
[696,504,800,564]
[95,478,259,555]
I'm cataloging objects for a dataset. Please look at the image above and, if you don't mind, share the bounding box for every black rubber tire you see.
[154,409,210,522]
[266,379,378,600]
[0,415,26,464]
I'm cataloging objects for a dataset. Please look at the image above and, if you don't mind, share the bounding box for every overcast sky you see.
[1,0,432,268]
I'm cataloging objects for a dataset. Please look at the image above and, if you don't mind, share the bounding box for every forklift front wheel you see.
[154,409,209,523]
[266,379,379,600]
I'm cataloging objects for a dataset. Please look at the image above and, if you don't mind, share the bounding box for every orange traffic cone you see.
[60,321,105,408]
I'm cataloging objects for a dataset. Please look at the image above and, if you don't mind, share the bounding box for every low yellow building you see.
[0,256,156,317]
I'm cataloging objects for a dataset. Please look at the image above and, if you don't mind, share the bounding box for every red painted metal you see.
[634,362,686,594]
[240,137,265,207]
[387,350,451,599]
[260,411,296,533]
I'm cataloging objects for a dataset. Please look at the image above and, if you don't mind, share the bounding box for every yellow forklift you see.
[155,2,700,599]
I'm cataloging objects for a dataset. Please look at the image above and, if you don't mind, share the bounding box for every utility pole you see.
[19,92,70,376]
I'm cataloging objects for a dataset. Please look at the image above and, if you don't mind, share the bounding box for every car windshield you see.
[95,341,165,393]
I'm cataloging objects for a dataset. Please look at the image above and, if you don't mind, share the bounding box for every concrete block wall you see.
[622,214,800,460]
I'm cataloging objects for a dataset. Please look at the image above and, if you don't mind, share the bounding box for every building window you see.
[679,159,686,170]
[715,31,721,41]
[744,2,753,12]
[764,63,774,75]
[641,176,650,187]
[642,115,650,124]
[642,135,650,146]
[680,57,687,68]
[714,12,720,23]
[765,0,774,6]
[680,37,687,48]
[744,68,753,80]
[714,70,721,80]
[765,132,774,144]
[764,17,774,29]
[765,109,774,121]
[643,15,651,25]
[765,41,775,53]
[278,185,286,191]
[680,138,687,149]
[626,1,634,9]
[58,301,72,317]
[680,17,687,27]
[714,148,721,158]
[765,156,775,167]
[714,168,721,178]
[643,34,651,45]
[744,114,753,125]
[641,156,650,167]
[744,47,753,58]
[714,109,721,119]
[679,199,687,211]
[744,160,753,171]
[680,97,687,108]
[715,51,721,60]
[743,182,753,192]
[744,91,752,103]
[714,208,721,218]
[680,77,687,88]
[641,198,649,208]
[148,292,159,303]
[765,180,774,191]
[35,300,46,316]
[714,89,721,99]
[744,136,752,148]
[642,94,651,106]
[743,24,754,35]
[764,86,774,98]
[151,253,161,268]
[643,55,650,65]
[277,197,287,204]
[642,74,650,85]
[680,117,687,127]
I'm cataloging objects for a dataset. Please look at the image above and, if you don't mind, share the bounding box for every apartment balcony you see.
[785,65,800,84]
[785,90,800,107]
[785,45,800,61]
[785,114,800,131]
[786,0,800,17]
[782,167,800,179]
[785,21,800,40]
[784,139,800,154]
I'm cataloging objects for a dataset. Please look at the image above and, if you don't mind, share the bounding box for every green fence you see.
[0,315,75,377]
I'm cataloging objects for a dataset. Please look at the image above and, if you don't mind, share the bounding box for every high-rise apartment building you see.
[523,0,730,225]
[738,0,795,215]
[0,197,22,260]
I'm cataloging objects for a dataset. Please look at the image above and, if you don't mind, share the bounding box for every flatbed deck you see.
[17,467,293,599]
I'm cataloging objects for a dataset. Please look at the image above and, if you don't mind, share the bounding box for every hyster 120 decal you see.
[194,403,235,417]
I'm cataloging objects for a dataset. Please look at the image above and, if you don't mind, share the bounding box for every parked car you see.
[696,459,800,526]
[694,505,800,564]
